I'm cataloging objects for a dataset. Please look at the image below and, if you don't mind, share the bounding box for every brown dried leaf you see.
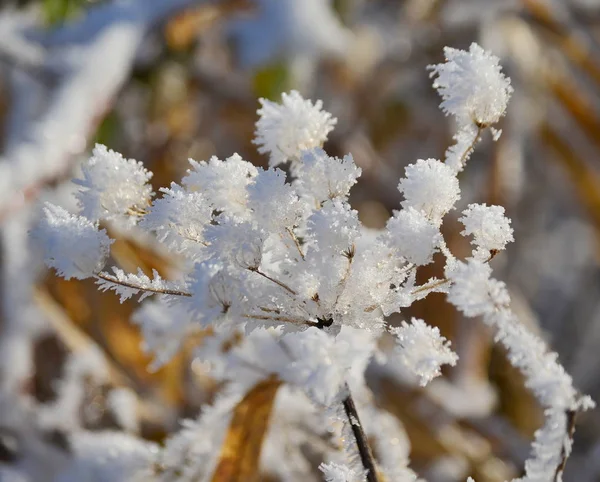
[211,378,282,482]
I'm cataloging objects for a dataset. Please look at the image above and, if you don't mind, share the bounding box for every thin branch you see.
[259,306,281,314]
[242,313,313,326]
[342,383,381,482]
[95,272,192,297]
[554,408,578,481]
[249,267,298,296]
[334,248,354,307]
[457,124,484,168]
[411,278,450,295]
[286,227,305,260]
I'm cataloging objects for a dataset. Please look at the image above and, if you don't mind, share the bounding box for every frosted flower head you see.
[446,259,510,318]
[74,144,153,225]
[140,184,212,257]
[390,318,458,386]
[254,90,337,167]
[294,148,361,203]
[386,207,442,265]
[247,168,303,233]
[306,199,359,257]
[182,153,257,218]
[398,158,460,224]
[459,203,514,258]
[34,203,113,280]
[429,43,513,127]
[186,262,235,323]
[204,218,266,269]
[459,204,514,252]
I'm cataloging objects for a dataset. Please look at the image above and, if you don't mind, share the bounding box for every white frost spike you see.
[74,144,153,225]
[398,158,460,224]
[254,90,337,167]
[459,203,514,259]
[386,207,442,266]
[391,318,458,386]
[96,267,186,303]
[429,42,513,127]
[446,259,510,318]
[294,148,361,203]
[34,203,113,280]
[319,461,366,482]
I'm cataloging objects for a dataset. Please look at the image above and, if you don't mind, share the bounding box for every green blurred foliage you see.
[43,0,84,25]
[252,61,290,101]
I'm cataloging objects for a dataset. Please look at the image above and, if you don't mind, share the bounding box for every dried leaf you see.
[211,378,282,482]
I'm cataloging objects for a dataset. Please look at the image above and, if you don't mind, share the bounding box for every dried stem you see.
[249,267,298,296]
[242,314,311,325]
[554,408,578,481]
[286,227,305,260]
[334,248,354,307]
[457,124,484,168]
[95,272,192,297]
[342,383,380,482]
[411,278,450,295]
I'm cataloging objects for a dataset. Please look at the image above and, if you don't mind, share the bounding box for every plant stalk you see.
[341,383,380,482]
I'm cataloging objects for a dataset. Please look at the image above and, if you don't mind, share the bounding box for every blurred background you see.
[1,0,600,481]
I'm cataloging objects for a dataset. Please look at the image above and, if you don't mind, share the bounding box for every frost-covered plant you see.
[33,43,593,482]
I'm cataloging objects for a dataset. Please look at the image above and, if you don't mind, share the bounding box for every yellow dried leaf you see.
[211,378,282,482]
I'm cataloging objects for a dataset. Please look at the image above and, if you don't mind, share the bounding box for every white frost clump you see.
[75,144,153,225]
[459,203,514,258]
[34,203,113,280]
[182,153,258,218]
[204,217,265,269]
[54,431,158,482]
[398,158,460,224]
[446,259,510,318]
[391,318,458,386]
[429,42,513,127]
[306,200,360,257]
[140,184,212,256]
[254,90,337,167]
[386,207,442,265]
[294,148,361,203]
[247,168,304,233]
[281,326,374,406]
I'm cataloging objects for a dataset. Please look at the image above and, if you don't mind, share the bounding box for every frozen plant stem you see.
[341,383,380,482]
[248,267,298,295]
[95,272,192,297]
[457,124,483,167]
[554,408,577,481]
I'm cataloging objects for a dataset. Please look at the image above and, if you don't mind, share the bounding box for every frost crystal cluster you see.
[34,43,592,482]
